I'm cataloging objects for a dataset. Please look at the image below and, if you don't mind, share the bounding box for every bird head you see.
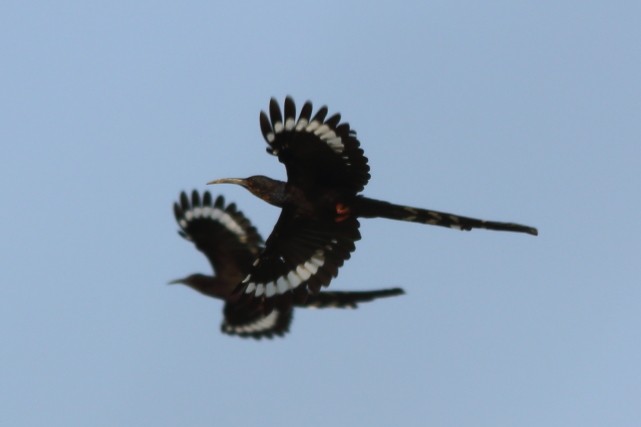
[168,274,214,295]
[207,175,284,207]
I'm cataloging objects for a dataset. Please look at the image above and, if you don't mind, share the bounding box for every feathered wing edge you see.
[173,190,264,276]
[222,287,406,339]
[233,209,361,309]
[260,96,370,194]
[301,287,405,309]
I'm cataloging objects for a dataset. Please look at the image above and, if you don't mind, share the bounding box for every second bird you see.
[172,190,404,339]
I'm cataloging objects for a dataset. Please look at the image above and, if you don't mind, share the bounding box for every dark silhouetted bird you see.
[208,97,537,307]
[171,190,405,339]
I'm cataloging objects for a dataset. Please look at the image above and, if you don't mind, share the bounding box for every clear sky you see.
[2,1,640,426]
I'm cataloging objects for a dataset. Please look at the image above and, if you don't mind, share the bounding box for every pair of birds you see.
[171,97,538,339]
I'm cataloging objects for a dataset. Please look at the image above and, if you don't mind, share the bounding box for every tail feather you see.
[299,288,405,309]
[355,197,538,236]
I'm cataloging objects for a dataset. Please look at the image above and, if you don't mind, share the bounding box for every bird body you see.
[172,190,404,339]
[208,97,538,307]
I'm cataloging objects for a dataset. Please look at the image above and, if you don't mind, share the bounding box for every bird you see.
[207,96,538,308]
[171,190,405,339]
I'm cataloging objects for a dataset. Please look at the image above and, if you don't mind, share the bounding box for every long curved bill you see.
[207,178,246,186]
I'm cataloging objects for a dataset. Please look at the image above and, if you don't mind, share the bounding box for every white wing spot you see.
[244,281,256,294]
[181,205,250,245]
[243,250,330,299]
[295,118,309,131]
[310,253,325,267]
[327,139,344,154]
[305,120,321,132]
[287,270,303,288]
[296,264,312,281]
[276,276,290,294]
[284,118,295,130]
[226,310,280,335]
[303,261,319,275]
[245,310,279,333]
[265,282,276,297]
[313,124,330,136]
[320,130,337,141]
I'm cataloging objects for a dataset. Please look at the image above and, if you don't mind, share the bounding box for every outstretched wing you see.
[260,96,371,196]
[221,301,293,339]
[174,190,263,282]
[233,208,361,307]
[300,287,405,309]
[221,287,405,339]
[229,97,369,307]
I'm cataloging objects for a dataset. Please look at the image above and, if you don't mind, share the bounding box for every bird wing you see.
[300,287,405,309]
[259,96,371,195]
[221,301,293,339]
[220,288,404,338]
[174,190,263,282]
[233,207,361,306]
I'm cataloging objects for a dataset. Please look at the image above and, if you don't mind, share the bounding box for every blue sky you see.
[2,1,640,426]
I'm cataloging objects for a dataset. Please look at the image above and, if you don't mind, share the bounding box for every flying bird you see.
[208,97,537,308]
[171,190,405,339]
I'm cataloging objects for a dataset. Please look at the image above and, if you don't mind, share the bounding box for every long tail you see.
[298,288,405,309]
[355,196,538,236]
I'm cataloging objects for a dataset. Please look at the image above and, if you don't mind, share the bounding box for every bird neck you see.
[247,177,288,208]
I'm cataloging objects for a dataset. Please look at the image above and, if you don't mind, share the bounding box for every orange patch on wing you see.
[335,203,351,222]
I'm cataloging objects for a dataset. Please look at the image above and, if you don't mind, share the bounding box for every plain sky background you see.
[2,1,640,426]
